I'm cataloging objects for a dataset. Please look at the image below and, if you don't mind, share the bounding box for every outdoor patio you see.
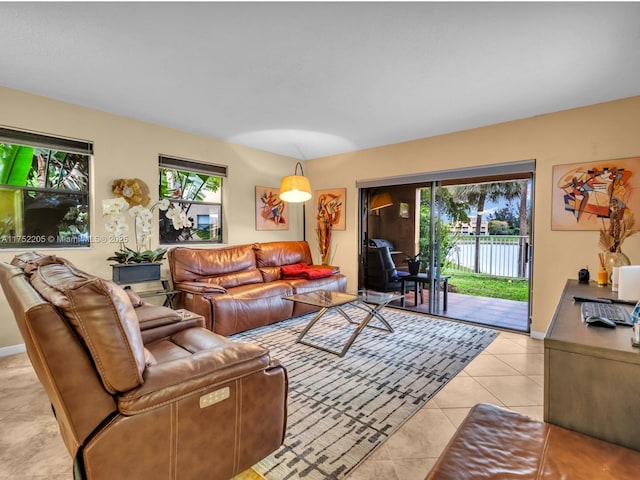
[390,290,529,332]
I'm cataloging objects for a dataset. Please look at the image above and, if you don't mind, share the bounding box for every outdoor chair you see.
[365,246,415,293]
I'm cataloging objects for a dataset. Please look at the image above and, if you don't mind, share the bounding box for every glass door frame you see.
[357,160,535,333]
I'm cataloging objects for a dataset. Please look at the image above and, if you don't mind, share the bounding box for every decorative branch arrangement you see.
[316,218,332,265]
[599,207,635,253]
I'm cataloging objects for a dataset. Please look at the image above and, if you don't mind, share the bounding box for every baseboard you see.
[530,330,546,340]
[0,343,26,357]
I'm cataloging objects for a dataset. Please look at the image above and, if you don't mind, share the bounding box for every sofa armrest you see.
[175,281,227,295]
[118,329,271,414]
[140,316,205,344]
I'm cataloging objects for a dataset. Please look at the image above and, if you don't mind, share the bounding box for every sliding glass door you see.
[358,161,534,333]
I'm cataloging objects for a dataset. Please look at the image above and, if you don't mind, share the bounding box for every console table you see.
[544,279,640,450]
[117,278,179,308]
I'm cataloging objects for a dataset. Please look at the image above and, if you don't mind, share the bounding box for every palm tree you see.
[452,181,522,273]
[518,180,529,277]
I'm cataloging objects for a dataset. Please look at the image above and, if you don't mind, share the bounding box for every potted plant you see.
[103,179,192,283]
[404,252,424,275]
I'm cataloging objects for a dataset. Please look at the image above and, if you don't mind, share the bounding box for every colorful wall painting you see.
[552,157,639,231]
[256,186,288,230]
[315,188,346,231]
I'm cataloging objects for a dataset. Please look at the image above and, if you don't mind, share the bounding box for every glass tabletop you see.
[353,289,402,305]
[282,290,359,308]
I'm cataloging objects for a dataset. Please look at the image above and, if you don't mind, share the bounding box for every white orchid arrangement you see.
[103,196,191,264]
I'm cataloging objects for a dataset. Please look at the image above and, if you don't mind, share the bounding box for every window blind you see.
[0,126,93,155]
[159,155,227,177]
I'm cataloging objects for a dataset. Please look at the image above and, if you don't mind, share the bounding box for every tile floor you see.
[0,330,543,480]
[346,330,544,480]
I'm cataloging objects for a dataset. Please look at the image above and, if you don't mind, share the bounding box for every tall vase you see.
[316,219,332,265]
[604,251,631,282]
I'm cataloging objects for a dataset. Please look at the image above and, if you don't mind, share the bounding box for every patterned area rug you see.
[231,306,497,479]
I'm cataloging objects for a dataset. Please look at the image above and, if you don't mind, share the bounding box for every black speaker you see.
[578,268,590,284]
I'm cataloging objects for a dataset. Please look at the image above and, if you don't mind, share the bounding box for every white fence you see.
[445,235,530,279]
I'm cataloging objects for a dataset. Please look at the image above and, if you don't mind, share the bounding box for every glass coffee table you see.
[283,289,402,357]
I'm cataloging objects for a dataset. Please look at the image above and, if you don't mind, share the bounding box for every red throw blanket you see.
[281,262,334,280]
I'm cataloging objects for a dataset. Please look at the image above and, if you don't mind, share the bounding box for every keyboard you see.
[581,302,633,326]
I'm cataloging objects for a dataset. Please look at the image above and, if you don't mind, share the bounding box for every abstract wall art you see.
[315,188,346,231]
[256,186,288,230]
[552,157,639,231]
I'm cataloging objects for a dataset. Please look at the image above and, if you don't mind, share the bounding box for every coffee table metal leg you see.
[295,302,394,357]
[295,307,329,343]
[350,301,394,332]
[401,280,407,308]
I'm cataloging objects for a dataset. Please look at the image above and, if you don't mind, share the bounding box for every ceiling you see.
[2,2,640,159]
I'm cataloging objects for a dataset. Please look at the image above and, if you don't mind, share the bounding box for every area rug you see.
[231,306,497,479]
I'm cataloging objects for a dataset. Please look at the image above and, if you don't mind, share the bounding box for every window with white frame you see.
[158,155,225,244]
[0,127,92,248]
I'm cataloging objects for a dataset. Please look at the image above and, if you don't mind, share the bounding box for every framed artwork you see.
[399,202,410,218]
[256,186,288,230]
[315,188,346,230]
[551,157,640,231]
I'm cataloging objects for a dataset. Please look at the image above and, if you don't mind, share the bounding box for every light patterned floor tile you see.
[463,354,521,376]
[474,375,543,406]
[430,376,504,409]
[494,353,544,375]
[384,408,457,460]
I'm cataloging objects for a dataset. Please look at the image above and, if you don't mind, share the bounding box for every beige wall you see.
[306,96,640,336]
[0,87,303,349]
[1,87,639,349]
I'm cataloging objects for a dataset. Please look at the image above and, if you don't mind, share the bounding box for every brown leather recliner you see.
[0,254,287,480]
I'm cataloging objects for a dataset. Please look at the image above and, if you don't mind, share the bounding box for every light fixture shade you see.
[279,174,312,203]
[370,192,393,211]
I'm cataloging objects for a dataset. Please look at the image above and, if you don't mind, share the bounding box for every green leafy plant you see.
[106,246,168,264]
[404,252,424,263]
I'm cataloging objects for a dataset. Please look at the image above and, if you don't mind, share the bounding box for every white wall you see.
[0,86,303,348]
[2,86,639,349]
[306,96,640,336]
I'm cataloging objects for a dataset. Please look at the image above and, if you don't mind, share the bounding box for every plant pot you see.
[407,260,421,275]
[111,263,162,284]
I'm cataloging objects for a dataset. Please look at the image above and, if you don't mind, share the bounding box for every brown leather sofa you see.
[425,403,640,479]
[168,241,347,335]
[1,253,288,480]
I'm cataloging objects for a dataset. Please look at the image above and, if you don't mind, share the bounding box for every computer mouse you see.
[585,316,616,328]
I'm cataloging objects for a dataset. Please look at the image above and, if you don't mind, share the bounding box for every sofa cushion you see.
[201,269,264,289]
[27,260,146,394]
[169,245,258,284]
[135,304,182,330]
[211,282,294,336]
[254,241,313,282]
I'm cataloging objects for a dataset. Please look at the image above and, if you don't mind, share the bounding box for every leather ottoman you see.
[425,403,640,479]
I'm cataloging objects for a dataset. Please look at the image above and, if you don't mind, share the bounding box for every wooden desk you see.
[544,279,640,450]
